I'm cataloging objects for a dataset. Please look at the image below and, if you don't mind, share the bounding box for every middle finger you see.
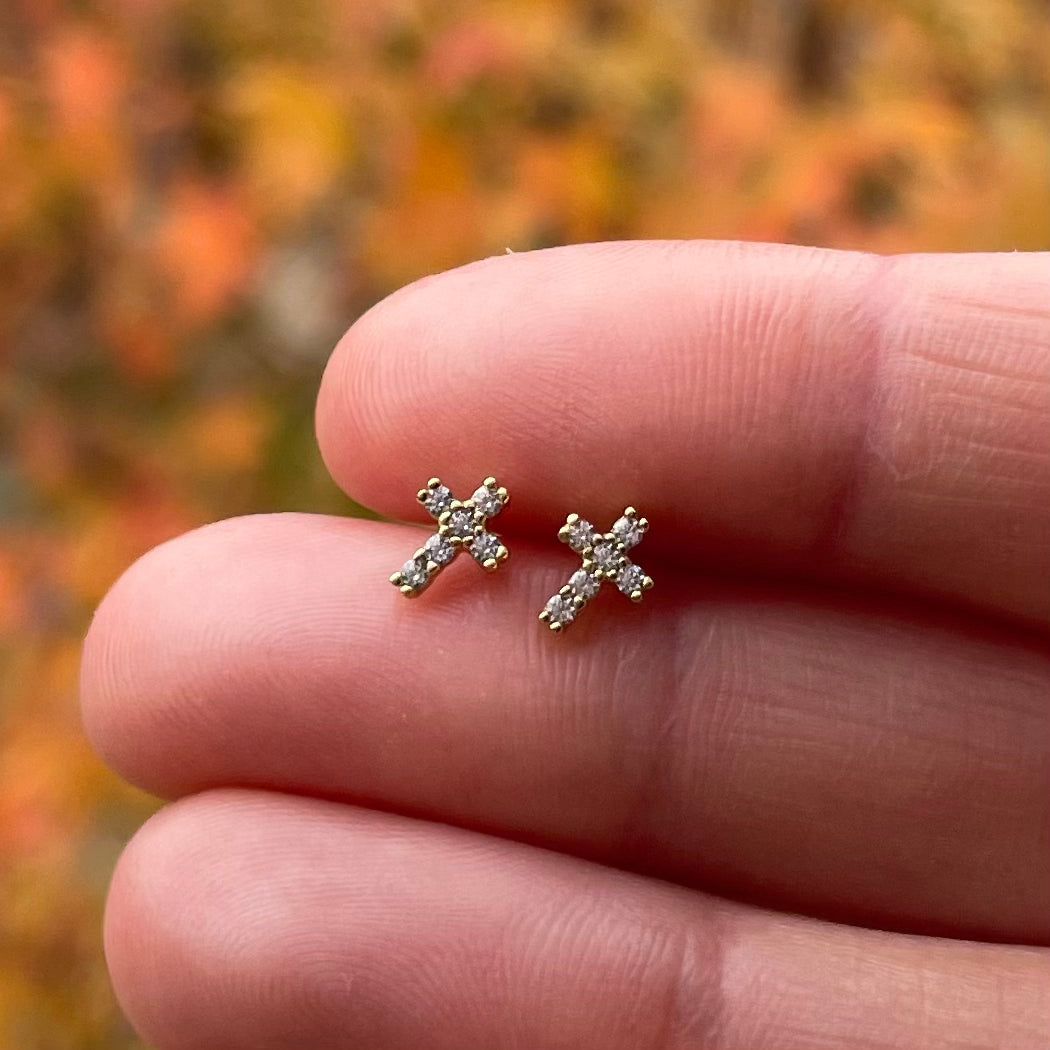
[81,513,1050,943]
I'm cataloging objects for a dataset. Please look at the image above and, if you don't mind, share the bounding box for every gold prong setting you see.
[540,507,652,632]
[392,477,510,596]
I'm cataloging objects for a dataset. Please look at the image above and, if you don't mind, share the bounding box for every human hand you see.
[81,242,1050,1049]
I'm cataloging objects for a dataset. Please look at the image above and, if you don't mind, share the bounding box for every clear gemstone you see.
[423,484,453,517]
[565,518,595,552]
[400,556,430,589]
[470,531,501,565]
[616,563,647,596]
[612,515,643,549]
[592,540,621,573]
[544,594,576,626]
[569,569,600,599]
[424,532,456,566]
[445,507,475,540]
[471,484,503,518]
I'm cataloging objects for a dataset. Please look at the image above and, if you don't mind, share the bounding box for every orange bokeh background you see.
[1,1,1048,1046]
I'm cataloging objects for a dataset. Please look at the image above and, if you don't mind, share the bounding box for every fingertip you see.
[103,794,213,1050]
[81,515,342,797]
[80,540,161,784]
[104,790,326,1050]
[81,523,218,794]
[315,249,549,518]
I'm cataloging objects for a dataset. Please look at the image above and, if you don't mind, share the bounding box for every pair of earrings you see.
[389,477,653,633]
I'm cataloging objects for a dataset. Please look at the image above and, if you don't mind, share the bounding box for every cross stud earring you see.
[390,477,510,597]
[539,507,653,632]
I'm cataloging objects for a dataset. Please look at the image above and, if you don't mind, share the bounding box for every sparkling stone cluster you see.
[539,507,653,632]
[390,477,509,597]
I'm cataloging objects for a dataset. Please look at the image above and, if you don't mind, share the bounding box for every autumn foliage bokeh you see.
[1,1,1048,1046]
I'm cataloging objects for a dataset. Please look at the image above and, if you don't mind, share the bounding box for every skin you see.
[81,241,1050,1049]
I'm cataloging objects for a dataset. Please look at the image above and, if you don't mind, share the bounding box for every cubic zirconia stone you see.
[470,532,501,564]
[566,518,595,552]
[592,540,621,573]
[569,569,600,599]
[616,563,646,596]
[471,484,502,518]
[400,556,430,589]
[424,533,456,566]
[423,484,453,517]
[544,594,576,626]
[612,515,643,549]
[446,507,475,540]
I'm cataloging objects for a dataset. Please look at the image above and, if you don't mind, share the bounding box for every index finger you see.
[316,241,1050,625]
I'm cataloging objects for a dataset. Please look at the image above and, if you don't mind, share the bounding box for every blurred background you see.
[0,0,1048,1045]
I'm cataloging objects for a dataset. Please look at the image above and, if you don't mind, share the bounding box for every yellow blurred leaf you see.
[225,64,355,221]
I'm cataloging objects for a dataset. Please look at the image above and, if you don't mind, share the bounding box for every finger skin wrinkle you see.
[839,254,1050,619]
[648,917,728,1050]
[807,251,897,559]
[498,876,726,1050]
[613,605,727,875]
[818,251,1050,563]
[721,911,1050,1050]
[905,345,1050,391]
